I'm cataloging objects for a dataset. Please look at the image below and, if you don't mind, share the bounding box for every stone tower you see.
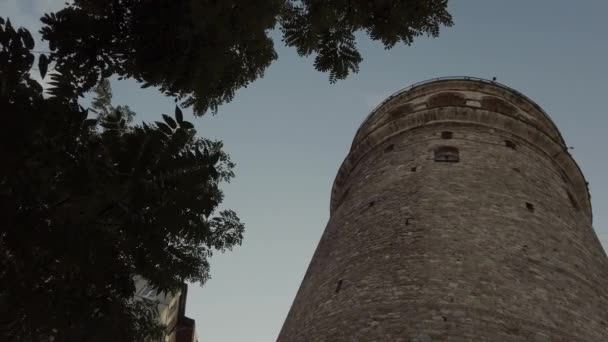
[277,77,608,341]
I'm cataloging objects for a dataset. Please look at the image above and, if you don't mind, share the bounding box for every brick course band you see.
[277,78,608,341]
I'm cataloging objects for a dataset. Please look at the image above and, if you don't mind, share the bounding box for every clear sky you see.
[3,1,608,341]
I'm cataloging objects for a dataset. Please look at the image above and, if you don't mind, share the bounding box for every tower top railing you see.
[355,76,564,146]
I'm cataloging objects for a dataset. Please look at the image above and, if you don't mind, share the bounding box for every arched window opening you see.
[427,92,467,108]
[480,96,518,115]
[388,103,414,119]
[441,131,453,139]
[434,146,459,163]
[526,202,535,212]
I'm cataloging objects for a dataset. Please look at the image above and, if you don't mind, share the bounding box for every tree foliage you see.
[1,19,243,341]
[91,78,136,124]
[40,0,453,114]
[1,1,452,339]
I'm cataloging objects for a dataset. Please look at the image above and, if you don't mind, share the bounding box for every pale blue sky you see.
[3,1,608,341]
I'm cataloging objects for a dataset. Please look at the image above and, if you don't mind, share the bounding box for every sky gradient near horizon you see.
[3,0,608,341]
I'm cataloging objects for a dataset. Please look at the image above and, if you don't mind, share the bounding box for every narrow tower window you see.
[567,192,579,211]
[411,166,417,172]
[434,146,459,163]
[526,202,535,212]
[335,279,343,293]
[441,131,453,139]
[340,187,351,203]
[384,144,395,153]
[505,140,516,149]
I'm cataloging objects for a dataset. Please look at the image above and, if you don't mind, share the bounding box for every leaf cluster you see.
[91,78,136,125]
[0,18,41,96]
[41,0,282,115]
[1,20,243,341]
[1,0,453,338]
[39,0,452,114]
[281,0,453,83]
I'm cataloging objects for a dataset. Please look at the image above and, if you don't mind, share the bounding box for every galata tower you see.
[277,77,608,341]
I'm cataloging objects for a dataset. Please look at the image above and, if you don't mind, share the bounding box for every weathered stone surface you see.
[277,78,608,341]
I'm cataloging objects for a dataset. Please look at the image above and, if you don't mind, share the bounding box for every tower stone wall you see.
[277,78,608,341]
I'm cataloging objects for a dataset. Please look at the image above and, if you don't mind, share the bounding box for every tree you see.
[91,78,136,125]
[2,1,453,339]
[40,0,453,114]
[0,19,243,341]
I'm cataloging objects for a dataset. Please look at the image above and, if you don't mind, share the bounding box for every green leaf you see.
[26,78,43,94]
[113,108,123,121]
[180,121,194,129]
[25,53,35,70]
[101,121,116,130]
[175,106,183,123]
[84,118,98,126]
[162,114,177,129]
[155,121,172,135]
[79,108,89,122]
[5,19,14,35]
[194,147,203,159]
[101,67,112,78]
[38,54,49,79]
[20,29,35,50]
[209,152,221,165]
